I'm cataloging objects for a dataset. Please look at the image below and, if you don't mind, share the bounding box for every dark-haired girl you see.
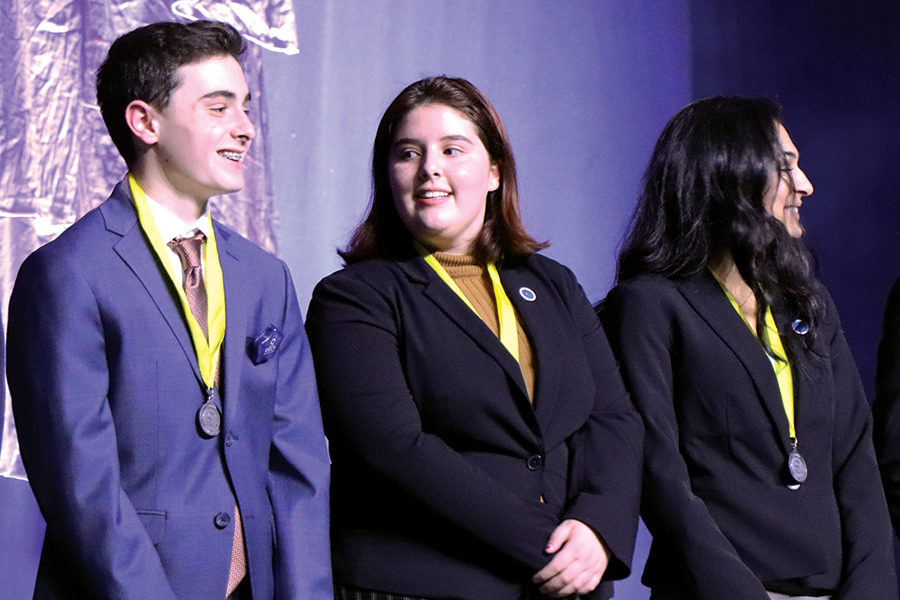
[305,76,643,599]
[601,96,896,600]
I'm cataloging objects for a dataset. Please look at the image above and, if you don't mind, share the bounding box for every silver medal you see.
[788,449,807,484]
[197,398,221,437]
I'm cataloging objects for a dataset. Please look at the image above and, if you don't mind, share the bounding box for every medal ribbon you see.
[712,271,796,438]
[416,243,520,363]
[128,174,226,389]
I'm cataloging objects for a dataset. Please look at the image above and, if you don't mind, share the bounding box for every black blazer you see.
[874,273,900,533]
[601,271,896,600]
[306,253,643,600]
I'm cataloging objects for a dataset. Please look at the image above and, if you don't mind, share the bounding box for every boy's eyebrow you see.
[199,90,252,103]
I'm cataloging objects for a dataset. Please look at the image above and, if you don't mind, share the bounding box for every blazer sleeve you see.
[306,267,561,573]
[873,274,900,533]
[7,248,179,599]
[553,265,643,581]
[266,262,333,599]
[826,297,898,599]
[602,280,770,600]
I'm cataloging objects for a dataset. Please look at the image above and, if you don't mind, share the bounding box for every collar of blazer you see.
[99,179,249,422]
[677,270,797,455]
[395,254,567,425]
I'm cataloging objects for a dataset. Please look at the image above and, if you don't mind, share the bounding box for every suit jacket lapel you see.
[499,265,563,425]
[397,257,531,402]
[678,271,793,451]
[102,180,204,388]
[771,310,816,437]
[215,224,247,423]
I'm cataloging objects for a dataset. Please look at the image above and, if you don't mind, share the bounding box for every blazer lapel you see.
[214,223,248,423]
[678,272,793,451]
[771,310,816,438]
[499,266,563,424]
[102,181,204,388]
[397,257,531,402]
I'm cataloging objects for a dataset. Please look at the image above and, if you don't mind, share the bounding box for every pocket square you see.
[250,324,283,364]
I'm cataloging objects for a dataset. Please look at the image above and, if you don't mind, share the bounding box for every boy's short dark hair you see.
[96,20,246,167]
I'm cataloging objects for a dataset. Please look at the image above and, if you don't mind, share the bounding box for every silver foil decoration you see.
[171,0,299,54]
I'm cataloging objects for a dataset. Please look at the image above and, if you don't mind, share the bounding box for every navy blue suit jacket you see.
[7,180,332,599]
[306,253,643,600]
[602,271,896,600]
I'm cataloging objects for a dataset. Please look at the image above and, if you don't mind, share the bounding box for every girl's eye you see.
[777,160,795,174]
[445,147,462,156]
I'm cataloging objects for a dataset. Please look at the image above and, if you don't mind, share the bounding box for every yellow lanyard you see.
[416,244,520,363]
[129,174,226,389]
[761,312,795,438]
[712,272,796,438]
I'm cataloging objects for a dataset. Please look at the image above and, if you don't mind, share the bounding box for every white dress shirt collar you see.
[144,195,211,241]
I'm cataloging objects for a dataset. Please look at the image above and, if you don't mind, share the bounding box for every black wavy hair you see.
[617,96,825,352]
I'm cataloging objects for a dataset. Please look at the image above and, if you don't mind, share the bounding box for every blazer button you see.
[526,454,543,471]
[214,512,232,529]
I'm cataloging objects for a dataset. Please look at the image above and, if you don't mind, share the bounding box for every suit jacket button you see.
[214,512,232,529]
[526,454,543,471]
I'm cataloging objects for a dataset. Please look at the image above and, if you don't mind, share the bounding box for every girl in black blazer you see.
[305,76,643,600]
[601,97,897,599]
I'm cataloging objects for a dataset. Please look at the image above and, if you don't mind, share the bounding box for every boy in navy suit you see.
[7,20,331,599]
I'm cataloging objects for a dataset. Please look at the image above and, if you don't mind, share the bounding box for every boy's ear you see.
[125,100,160,145]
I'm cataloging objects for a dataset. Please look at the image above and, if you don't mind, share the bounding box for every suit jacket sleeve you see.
[602,280,770,600]
[266,262,333,599]
[552,264,643,581]
[873,274,900,533]
[8,247,179,599]
[826,296,898,599]
[306,266,563,573]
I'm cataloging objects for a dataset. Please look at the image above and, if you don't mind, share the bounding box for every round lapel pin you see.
[791,319,809,335]
[519,287,536,302]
